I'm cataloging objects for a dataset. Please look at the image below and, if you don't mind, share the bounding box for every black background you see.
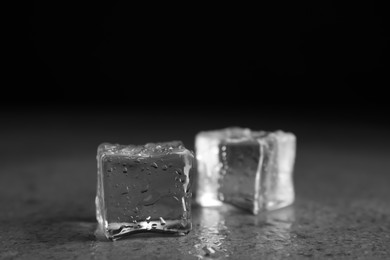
[3,1,389,124]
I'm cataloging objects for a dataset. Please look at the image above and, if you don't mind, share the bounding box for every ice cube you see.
[96,141,195,240]
[195,127,296,214]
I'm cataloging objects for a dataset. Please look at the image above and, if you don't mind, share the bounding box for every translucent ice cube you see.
[195,127,296,214]
[96,141,195,240]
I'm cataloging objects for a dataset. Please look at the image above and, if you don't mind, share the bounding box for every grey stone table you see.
[1,112,389,259]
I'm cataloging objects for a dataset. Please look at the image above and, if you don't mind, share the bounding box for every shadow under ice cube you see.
[195,127,296,215]
[96,141,194,240]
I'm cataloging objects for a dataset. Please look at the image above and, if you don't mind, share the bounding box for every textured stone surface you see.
[1,116,390,259]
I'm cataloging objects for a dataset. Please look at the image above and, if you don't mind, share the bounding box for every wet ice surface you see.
[2,116,390,259]
[96,141,194,240]
[1,144,390,259]
[93,204,297,259]
[196,127,296,214]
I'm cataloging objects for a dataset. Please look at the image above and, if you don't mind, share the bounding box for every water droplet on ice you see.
[143,191,161,206]
[123,167,128,173]
[146,216,151,223]
[143,194,153,205]
[141,184,149,193]
[162,165,168,171]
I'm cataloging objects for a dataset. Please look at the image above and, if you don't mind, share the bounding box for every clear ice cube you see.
[96,141,195,240]
[195,127,296,215]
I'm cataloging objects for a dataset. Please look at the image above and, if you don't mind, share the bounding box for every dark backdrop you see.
[2,1,389,122]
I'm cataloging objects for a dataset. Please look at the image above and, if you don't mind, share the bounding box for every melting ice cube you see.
[195,127,296,214]
[96,141,195,240]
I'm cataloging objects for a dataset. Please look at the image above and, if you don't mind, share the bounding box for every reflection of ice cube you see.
[195,127,296,215]
[96,141,195,240]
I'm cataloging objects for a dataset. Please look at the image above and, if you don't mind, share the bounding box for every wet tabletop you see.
[1,112,390,259]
